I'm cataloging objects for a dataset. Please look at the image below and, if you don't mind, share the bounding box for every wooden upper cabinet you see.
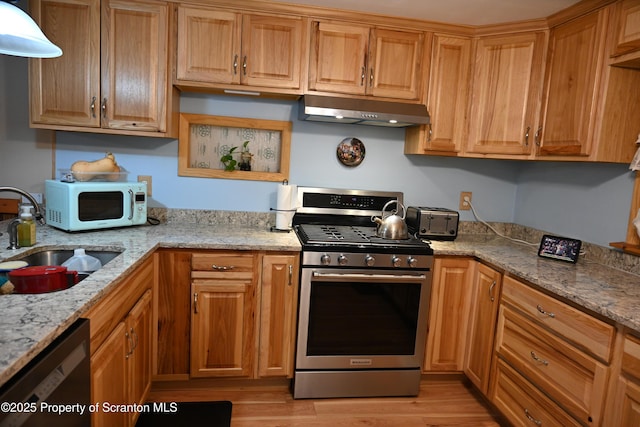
[368,28,425,99]
[30,0,100,128]
[30,0,175,137]
[308,21,369,95]
[175,5,305,91]
[176,8,240,84]
[612,0,640,56]
[405,34,471,155]
[101,0,170,133]
[537,10,606,158]
[467,32,546,156]
[309,21,425,100]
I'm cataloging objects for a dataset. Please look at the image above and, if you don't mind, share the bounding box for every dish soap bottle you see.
[17,205,36,247]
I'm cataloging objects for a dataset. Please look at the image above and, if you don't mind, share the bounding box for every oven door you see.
[296,267,431,370]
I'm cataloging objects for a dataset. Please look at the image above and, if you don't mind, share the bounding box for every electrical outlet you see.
[138,175,152,197]
[459,191,472,210]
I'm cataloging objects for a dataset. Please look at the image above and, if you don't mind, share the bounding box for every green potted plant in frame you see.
[238,141,253,171]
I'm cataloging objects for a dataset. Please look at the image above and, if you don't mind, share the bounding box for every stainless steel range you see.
[292,187,433,399]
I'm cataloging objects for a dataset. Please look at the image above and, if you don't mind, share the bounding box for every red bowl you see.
[9,266,79,294]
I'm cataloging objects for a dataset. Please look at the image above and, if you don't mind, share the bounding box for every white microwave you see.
[45,180,147,231]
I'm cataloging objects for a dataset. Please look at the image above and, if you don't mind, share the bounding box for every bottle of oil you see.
[17,205,36,247]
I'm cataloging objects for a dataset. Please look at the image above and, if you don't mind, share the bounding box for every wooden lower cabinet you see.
[424,257,473,371]
[491,275,616,426]
[491,358,583,427]
[190,278,256,377]
[155,250,300,381]
[464,262,502,394]
[605,332,640,426]
[258,254,299,378]
[87,257,153,426]
[89,274,153,427]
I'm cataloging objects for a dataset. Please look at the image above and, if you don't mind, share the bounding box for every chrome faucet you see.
[0,187,46,249]
[0,186,46,225]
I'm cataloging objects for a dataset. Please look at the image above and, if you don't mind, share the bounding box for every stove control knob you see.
[320,254,331,266]
[392,256,402,268]
[364,255,375,267]
[338,254,348,266]
[407,257,417,268]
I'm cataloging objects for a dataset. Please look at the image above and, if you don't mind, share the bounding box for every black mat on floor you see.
[135,401,232,426]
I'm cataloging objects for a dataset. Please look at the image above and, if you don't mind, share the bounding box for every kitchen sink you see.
[14,248,122,269]
[3,248,124,293]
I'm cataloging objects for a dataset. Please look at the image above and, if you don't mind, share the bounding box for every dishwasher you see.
[0,319,90,427]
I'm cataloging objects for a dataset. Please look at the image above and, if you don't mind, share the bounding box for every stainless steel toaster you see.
[406,207,459,240]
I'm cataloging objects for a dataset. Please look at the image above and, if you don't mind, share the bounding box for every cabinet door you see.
[612,0,640,56]
[258,254,298,378]
[154,250,192,379]
[424,257,473,371]
[101,0,169,132]
[464,262,502,394]
[308,21,369,95]
[368,28,424,100]
[538,9,606,157]
[425,34,471,152]
[467,32,546,155]
[190,280,255,377]
[615,377,640,426]
[126,289,152,426]
[91,322,128,427]
[30,0,100,127]
[176,6,241,84]
[241,14,304,89]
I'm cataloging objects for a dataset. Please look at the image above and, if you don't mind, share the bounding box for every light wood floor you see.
[147,377,503,426]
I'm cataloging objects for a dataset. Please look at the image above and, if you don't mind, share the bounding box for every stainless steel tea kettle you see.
[371,200,408,240]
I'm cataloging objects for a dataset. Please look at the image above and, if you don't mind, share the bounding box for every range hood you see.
[298,95,430,128]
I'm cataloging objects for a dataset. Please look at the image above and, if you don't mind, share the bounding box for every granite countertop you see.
[0,222,301,388]
[1,222,640,389]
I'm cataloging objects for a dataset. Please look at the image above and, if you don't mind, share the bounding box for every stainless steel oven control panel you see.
[302,252,433,269]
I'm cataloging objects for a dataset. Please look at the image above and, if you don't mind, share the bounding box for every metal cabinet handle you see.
[534,126,542,146]
[193,292,199,314]
[211,264,235,271]
[360,66,365,86]
[288,264,293,286]
[90,96,97,118]
[427,122,432,142]
[530,351,549,366]
[536,304,555,318]
[524,409,542,425]
[524,126,530,146]
[101,98,107,119]
[369,67,374,87]
[242,55,247,75]
[233,54,238,74]
[488,280,497,302]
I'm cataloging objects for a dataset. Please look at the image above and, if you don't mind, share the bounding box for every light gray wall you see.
[1,57,635,248]
[0,55,54,195]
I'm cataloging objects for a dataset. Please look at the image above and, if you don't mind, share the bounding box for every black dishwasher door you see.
[0,318,90,427]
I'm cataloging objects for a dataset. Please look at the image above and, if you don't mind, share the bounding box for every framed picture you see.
[537,234,582,263]
[178,113,291,182]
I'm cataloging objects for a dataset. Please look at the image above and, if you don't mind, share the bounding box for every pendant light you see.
[0,1,62,58]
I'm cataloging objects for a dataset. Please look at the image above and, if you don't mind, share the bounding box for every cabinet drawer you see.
[491,358,582,427]
[191,252,255,280]
[496,305,608,426]
[501,275,615,362]
[623,333,640,380]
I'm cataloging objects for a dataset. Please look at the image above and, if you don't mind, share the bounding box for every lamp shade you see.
[0,1,62,58]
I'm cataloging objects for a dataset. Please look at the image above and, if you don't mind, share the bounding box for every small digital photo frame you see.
[537,234,582,263]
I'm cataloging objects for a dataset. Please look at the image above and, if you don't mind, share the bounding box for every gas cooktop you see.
[295,224,433,254]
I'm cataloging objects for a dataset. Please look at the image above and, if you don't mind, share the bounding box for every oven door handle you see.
[312,272,426,281]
